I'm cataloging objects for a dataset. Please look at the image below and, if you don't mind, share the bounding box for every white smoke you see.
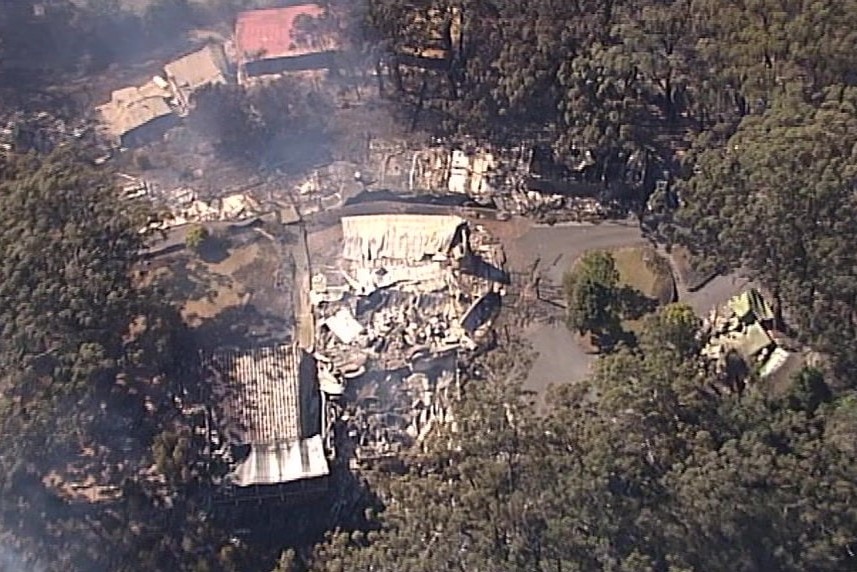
[0,544,44,572]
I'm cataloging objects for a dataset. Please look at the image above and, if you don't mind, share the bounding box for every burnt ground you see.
[108,60,415,219]
[53,2,754,419]
[137,192,750,415]
[145,225,298,352]
[301,207,749,410]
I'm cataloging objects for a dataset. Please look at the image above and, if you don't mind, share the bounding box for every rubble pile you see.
[312,215,505,463]
[409,143,611,221]
[700,289,793,382]
[136,188,262,232]
[292,161,363,215]
[496,191,607,222]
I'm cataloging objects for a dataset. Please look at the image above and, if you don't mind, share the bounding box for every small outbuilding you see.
[235,4,339,83]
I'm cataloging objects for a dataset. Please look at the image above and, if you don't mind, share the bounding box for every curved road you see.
[507,219,746,404]
[509,221,648,404]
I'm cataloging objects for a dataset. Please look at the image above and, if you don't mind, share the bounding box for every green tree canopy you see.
[639,302,701,358]
[185,224,210,251]
[0,152,241,571]
[563,250,621,336]
[363,0,857,181]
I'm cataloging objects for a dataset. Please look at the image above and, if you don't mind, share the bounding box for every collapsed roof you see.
[728,288,774,323]
[315,215,506,461]
[341,214,469,265]
[701,288,790,382]
[448,149,497,196]
[97,82,174,144]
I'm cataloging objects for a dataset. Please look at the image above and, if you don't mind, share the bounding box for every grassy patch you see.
[566,246,675,344]
[611,246,675,305]
[609,246,674,335]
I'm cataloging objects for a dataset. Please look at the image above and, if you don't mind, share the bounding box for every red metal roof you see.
[235,4,332,63]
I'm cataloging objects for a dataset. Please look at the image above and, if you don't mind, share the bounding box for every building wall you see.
[166,77,191,112]
[243,51,335,79]
[119,113,180,148]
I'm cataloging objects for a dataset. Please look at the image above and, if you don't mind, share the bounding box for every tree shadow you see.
[615,285,658,320]
[156,256,233,306]
[590,316,637,353]
[192,305,292,353]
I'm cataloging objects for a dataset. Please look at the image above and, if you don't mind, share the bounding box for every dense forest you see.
[0,0,856,571]
[305,326,857,572]
[313,1,857,570]
[0,152,252,570]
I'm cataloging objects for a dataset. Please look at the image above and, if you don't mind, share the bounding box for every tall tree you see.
[0,152,240,571]
[305,324,857,572]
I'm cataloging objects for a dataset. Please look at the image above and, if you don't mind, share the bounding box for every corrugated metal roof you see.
[341,214,467,264]
[235,4,337,63]
[209,344,328,486]
[163,44,229,105]
[232,435,329,487]
[213,344,305,444]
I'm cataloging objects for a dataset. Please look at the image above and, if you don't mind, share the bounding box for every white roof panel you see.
[341,214,466,264]
[232,435,329,486]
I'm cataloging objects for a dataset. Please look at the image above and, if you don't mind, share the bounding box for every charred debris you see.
[191,213,507,507]
[11,2,661,231]
[1,3,653,507]
[313,214,506,466]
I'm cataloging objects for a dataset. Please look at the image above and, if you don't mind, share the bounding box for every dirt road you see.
[507,219,647,284]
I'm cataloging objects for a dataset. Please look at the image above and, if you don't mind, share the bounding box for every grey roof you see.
[164,44,229,105]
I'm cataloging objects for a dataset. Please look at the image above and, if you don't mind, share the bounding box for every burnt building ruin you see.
[97,82,178,148]
[311,214,506,464]
[164,44,230,113]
